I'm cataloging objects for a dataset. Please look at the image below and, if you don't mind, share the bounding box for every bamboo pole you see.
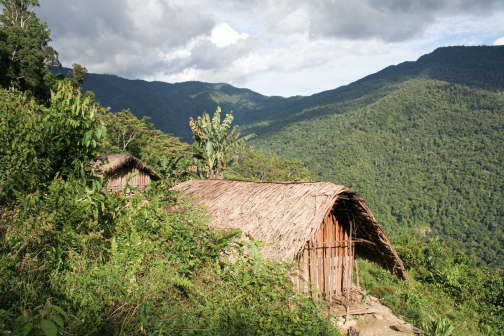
[347,215,353,301]
[328,214,333,302]
[309,240,315,298]
[320,230,324,298]
[345,212,353,323]
[355,256,360,290]
[335,217,340,297]
[312,235,318,298]
[303,243,310,293]
[343,264,349,322]
[323,222,328,300]
[328,219,332,300]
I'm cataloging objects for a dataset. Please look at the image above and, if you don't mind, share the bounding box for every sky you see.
[34,0,504,97]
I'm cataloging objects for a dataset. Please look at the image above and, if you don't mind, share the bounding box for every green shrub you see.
[358,233,504,335]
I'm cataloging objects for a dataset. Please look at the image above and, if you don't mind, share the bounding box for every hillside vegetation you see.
[0,83,339,335]
[241,47,504,268]
[253,78,504,267]
[51,67,305,142]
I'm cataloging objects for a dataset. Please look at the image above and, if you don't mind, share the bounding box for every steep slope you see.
[52,67,303,141]
[253,78,504,267]
[242,46,504,267]
[244,46,504,138]
[55,46,504,143]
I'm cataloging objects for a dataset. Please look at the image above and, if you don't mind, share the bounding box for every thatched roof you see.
[172,179,407,280]
[97,154,162,180]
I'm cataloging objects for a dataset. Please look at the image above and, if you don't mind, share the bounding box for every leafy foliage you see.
[0,81,106,201]
[253,79,504,268]
[9,299,67,336]
[358,233,504,335]
[226,145,312,181]
[100,109,153,152]
[68,63,88,89]
[190,106,255,179]
[99,108,191,181]
[421,312,455,336]
[0,83,339,335]
[0,0,61,100]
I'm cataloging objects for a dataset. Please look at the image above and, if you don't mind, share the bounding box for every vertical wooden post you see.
[355,255,360,290]
[323,222,328,300]
[347,216,353,302]
[309,241,314,298]
[345,213,353,323]
[336,217,341,297]
[303,243,309,294]
[312,236,318,298]
[329,214,334,303]
[329,255,333,302]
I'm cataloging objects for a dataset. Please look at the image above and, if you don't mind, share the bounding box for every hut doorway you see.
[296,208,356,302]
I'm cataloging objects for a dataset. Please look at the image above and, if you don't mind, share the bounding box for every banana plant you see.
[189,106,255,179]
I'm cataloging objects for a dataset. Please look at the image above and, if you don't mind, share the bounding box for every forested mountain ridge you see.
[239,46,504,268]
[244,45,504,138]
[355,45,504,91]
[63,46,504,143]
[52,67,305,141]
[253,78,504,267]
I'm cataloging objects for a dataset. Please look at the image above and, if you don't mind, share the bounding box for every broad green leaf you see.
[40,319,58,336]
[21,322,33,336]
[51,314,64,328]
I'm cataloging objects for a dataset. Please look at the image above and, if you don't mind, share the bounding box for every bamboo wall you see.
[294,211,354,301]
[106,167,152,193]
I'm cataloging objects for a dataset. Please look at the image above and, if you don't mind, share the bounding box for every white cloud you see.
[493,37,504,45]
[210,22,249,47]
[33,0,504,96]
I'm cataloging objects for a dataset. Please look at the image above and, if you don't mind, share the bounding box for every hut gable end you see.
[97,154,161,193]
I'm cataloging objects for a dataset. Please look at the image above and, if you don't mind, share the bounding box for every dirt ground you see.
[336,296,420,336]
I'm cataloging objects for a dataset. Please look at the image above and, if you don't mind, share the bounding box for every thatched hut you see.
[97,154,161,193]
[172,179,407,302]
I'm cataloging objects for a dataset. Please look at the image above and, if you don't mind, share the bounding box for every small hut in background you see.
[97,154,161,193]
[172,179,407,303]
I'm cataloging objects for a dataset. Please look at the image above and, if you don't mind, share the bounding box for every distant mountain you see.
[52,67,304,142]
[244,46,504,138]
[54,46,504,143]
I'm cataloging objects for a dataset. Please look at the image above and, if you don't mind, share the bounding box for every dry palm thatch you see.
[97,154,162,180]
[172,179,407,280]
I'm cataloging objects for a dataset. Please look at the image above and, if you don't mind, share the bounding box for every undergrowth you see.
[0,85,340,335]
[0,178,340,335]
[358,233,504,336]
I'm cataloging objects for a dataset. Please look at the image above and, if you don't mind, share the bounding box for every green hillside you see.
[52,67,304,142]
[239,46,504,268]
[252,78,504,267]
[244,46,504,139]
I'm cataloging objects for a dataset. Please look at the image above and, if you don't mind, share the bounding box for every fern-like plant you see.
[421,312,455,336]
